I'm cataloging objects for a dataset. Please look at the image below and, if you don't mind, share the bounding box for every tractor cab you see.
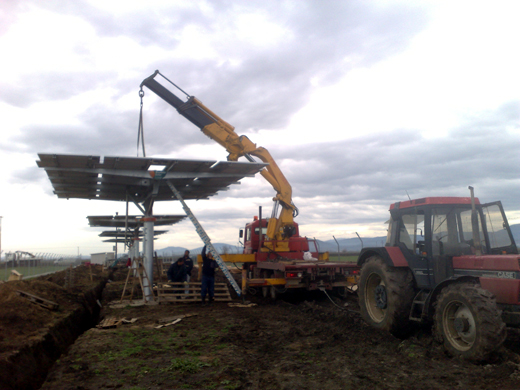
[385,197,518,288]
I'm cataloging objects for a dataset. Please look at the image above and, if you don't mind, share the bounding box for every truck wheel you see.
[358,256,414,337]
[434,283,506,360]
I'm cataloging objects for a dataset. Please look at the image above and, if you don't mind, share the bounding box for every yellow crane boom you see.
[140,71,297,244]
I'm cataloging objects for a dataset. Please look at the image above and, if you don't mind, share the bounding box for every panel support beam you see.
[166,180,241,296]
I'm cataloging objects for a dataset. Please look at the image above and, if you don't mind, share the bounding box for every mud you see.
[2,266,520,390]
[42,270,520,389]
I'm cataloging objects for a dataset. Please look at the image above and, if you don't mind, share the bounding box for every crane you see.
[140,70,298,252]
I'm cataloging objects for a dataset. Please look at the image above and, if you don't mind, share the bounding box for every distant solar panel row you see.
[86,215,186,228]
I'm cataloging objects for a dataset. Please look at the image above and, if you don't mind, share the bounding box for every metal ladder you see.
[166,180,241,296]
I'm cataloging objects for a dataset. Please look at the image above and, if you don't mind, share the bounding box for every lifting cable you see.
[319,287,359,313]
[137,88,146,157]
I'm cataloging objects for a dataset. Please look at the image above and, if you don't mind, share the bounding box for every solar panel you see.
[98,230,167,237]
[37,154,267,202]
[87,215,186,228]
[102,238,158,243]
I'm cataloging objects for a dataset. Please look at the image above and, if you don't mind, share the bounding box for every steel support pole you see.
[132,237,140,276]
[141,217,156,301]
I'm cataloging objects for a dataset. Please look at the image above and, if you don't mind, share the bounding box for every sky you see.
[0,0,519,257]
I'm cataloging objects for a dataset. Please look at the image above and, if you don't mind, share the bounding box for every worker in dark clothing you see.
[201,245,218,305]
[178,250,193,296]
[167,258,187,297]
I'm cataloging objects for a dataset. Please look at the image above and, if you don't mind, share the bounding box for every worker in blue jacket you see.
[167,257,187,297]
[201,245,218,305]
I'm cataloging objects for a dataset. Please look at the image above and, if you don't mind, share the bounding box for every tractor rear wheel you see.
[434,283,506,361]
[358,256,415,337]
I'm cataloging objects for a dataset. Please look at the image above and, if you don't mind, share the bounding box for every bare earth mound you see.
[0,265,107,390]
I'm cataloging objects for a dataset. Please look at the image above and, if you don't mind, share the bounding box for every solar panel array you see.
[37,154,267,202]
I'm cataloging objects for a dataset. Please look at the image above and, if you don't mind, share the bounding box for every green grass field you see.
[328,255,358,262]
[0,265,71,281]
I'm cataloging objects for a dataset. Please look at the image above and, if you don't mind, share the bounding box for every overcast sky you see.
[1,0,519,257]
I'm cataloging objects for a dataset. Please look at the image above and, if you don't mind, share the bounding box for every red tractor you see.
[357,188,519,360]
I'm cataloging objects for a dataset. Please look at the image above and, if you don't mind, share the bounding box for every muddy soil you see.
[0,264,108,390]
[35,267,520,390]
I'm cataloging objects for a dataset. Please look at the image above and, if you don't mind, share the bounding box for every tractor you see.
[357,188,519,360]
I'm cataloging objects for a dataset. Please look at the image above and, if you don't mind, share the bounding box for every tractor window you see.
[398,213,424,253]
[458,209,475,242]
[483,203,513,249]
[432,207,475,256]
[245,228,251,243]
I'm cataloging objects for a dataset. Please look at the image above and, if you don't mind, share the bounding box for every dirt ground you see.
[2,265,520,390]
[42,268,520,390]
[0,264,106,356]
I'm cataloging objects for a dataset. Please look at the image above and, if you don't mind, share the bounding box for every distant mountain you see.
[155,246,189,256]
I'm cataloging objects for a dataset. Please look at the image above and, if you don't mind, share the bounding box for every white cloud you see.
[0,0,518,255]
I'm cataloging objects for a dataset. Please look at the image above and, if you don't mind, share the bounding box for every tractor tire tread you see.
[434,283,506,361]
[359,256,415,338]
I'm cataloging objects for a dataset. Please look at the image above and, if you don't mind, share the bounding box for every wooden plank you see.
[97,316,121,329]
[156,282,232,303]
[16,290,59,311]
[157,313,198,324]
[8,270,23,281]
[154,318,182,329]
[228,302,257,308]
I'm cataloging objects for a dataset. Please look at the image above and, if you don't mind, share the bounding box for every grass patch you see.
[0,265,70,280]
[163,358,209,374]
[328,255,358,262]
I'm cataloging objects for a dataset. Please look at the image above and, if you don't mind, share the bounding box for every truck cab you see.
[240,217,323,262]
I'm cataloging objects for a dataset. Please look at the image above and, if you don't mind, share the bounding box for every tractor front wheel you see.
[434,283,506,361]
[358,256,415,337]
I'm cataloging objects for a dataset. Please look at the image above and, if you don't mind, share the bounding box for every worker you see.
[167,257,187,297]
[201,245,218,305]
[177,250,193,296]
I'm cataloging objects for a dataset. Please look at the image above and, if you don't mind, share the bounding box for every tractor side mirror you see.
[239,229,243,238]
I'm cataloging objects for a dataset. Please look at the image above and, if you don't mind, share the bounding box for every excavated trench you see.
[0,278,108,390]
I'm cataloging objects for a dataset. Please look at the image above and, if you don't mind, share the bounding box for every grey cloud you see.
[12,1,428,132]
[11,165,52,195]
[0,71,118,108]
[7,100,205,159]
[35,0,193,47]
[280,106,520,213]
